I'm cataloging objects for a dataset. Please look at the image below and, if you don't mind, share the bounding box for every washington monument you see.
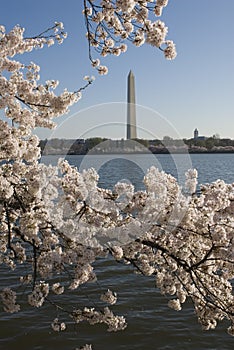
[126,70,137,139]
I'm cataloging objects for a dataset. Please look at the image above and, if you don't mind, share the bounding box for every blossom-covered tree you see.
[83,0,177,75]
[0,2,233,350]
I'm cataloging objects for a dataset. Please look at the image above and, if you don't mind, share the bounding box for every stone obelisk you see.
[127,70,137,139]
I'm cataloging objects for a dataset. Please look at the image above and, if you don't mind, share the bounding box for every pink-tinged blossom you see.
[110,245,124,260]
[52,283,64,295]
[98,65,108,75]
[0,288,20,313]
[185,168,198,194]
[156,0,169,7]
[100,289,117,305]
[51,318,66,332]
[164,40,177,60]
[168,299,182,311]
[28,282,49,307]
[154,6,163,17]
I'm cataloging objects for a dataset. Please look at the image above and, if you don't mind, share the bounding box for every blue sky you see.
[1,0,234,140]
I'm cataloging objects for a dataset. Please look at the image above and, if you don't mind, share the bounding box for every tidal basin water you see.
[1,153,234,350]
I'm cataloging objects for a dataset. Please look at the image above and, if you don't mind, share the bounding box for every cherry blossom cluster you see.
[83,0,176,74]
[1,288,20,313]
[43,159,234,335]
[100,289,118,304]
[0,23,89,167]
[72,306,127,332]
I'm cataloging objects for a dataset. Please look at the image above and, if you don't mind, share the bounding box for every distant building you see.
[193,128,207,141]
[194,128,199,139]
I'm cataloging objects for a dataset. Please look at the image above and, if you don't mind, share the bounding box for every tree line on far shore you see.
[39,136,234,155]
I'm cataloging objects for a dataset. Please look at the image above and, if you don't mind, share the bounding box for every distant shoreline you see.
[41,149,234,156]
[39,138,234,156]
